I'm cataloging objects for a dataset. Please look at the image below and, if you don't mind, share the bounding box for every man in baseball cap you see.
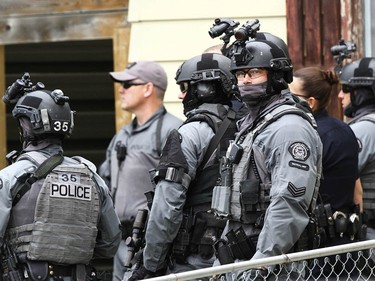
[109,61,168,91]
[100,60,182,281]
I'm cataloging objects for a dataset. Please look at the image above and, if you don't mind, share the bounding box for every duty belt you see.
[313,204,366,245]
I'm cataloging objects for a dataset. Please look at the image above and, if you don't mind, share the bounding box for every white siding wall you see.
[128,0,287,120]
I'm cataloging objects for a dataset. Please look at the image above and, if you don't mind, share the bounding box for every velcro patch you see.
[287,182,306,197]
[289,161,309,171]
[50,182,92,201]
[288,142,310,161]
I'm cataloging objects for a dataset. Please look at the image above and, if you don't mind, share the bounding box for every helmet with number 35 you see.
[12,89,74,144]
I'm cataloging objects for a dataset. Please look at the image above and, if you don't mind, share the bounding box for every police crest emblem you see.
[288,142,310,161]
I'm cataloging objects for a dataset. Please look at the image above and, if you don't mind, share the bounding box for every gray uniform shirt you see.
[143,103,228,272]
[100,107,182,223]
[0,144,122,259]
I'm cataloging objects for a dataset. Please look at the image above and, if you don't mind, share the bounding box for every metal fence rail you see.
[142,240,375,281]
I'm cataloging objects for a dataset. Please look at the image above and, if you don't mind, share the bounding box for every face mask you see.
[239,82,268,106]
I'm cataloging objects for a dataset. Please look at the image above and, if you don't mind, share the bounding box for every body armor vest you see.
[349,113,375,220]
[185,108,237,208]
[212,104,317,223]
[7,152,101,265]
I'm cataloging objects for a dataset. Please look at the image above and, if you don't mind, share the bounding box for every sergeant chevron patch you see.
[287,182,306,197]
[0,178,2,189]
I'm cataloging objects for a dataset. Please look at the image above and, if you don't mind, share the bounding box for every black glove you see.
[128,265,157,281]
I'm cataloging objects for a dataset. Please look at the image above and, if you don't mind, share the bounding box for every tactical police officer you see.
[339,58,375,241]
[0,75,121,281]
[210,36,323,280]
[127,53,241,280]
[98,61,182,281]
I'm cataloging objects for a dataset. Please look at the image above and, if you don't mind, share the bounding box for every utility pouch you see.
[323,204,336,239]
[226,230,245,260]
[172,213,194,262]
[358,212,368,241]
[199,227,216,259]
[308,215,322,249]
[239,179,260,224]
[314,204,327,228]
[211,185,231,218]
[213,240,234,265]
[25,261,48,281]
[333,211,348,237]
[233,227,256,260]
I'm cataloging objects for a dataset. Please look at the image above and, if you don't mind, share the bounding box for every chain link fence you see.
[142,240,375,281]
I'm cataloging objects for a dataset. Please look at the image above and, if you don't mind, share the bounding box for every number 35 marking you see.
[54,121,69,132]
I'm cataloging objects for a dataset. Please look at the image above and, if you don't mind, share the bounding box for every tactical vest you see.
[349,113,375,220]
[184,108,237,208]
[212,104,318,224]
[171,107,238,261]
[6,152,101,265]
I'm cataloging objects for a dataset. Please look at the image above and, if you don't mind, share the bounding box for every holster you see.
[25,261,48,281]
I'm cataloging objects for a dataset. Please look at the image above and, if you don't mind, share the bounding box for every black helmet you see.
[254,32,290,59]
[230,37,293,93]
[175,53,239,113]
[339,57,375,94]
[12,89,74,141]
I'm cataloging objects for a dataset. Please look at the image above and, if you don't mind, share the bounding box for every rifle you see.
[1,241,22,281]
[124,209,148,269]
[331,39,357,74]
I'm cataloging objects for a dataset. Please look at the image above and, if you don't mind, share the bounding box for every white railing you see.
[142,240,375,281]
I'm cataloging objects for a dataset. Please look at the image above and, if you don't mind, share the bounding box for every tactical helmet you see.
[254,32,290,59]
[175,53,239,113]
[12,89,74,140]
[230,37,293,93]
[339,57,375,95]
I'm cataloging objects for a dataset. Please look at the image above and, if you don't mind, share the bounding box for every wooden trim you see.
[0,0,128,16]
[0,45,6,169]
[113,25,132,132]
[286,0,304,69]
[0,12,127,45]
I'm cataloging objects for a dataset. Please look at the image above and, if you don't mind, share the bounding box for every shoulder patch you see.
[287,182,306,197]
[0,178,3,190]
[288,142,310,161]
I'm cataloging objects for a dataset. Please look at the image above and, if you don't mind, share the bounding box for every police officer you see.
[98,61,182,281]
[339,58,375,241]
[210,36,323,280]
[127,53,241,280]
[290,66,361,278]
[0,75,121,281]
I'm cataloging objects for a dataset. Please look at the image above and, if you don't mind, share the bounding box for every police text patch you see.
[287,182,306,197]
[50,182,92,201]
[288,142,310,161]
[289,161,309,171]
[50,172,91,201]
